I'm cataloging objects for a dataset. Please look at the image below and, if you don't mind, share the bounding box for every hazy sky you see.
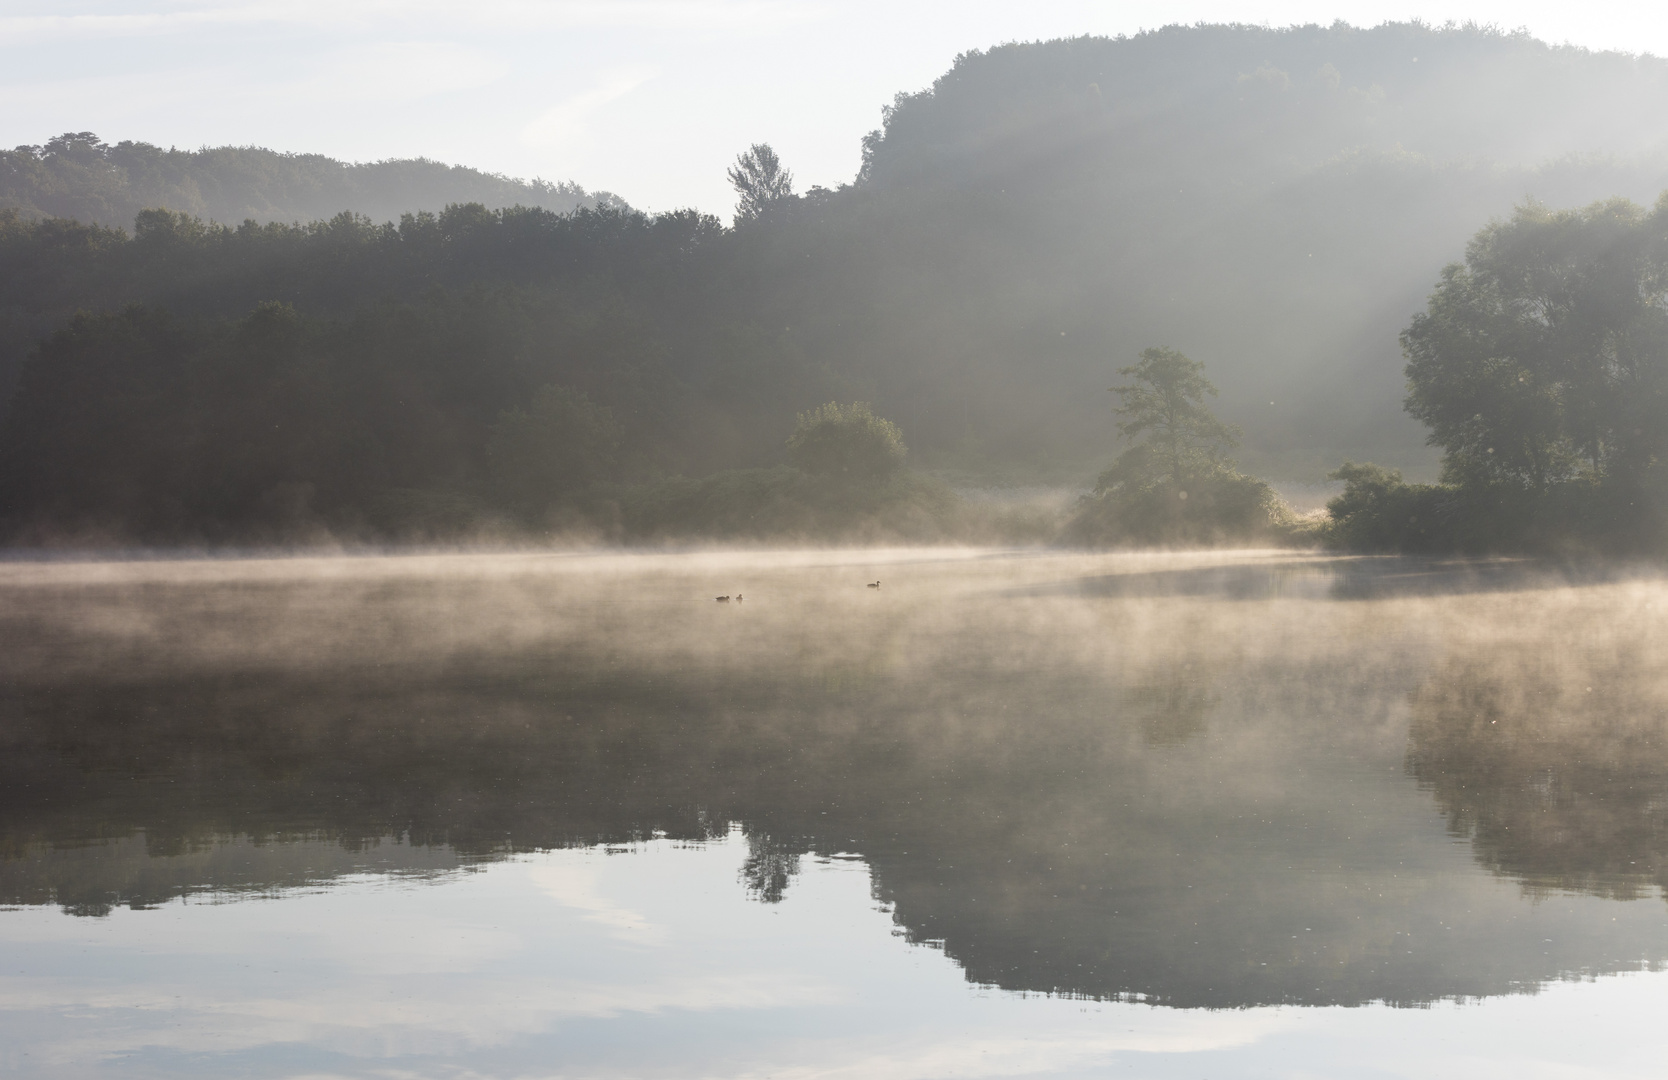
[3,1,1667,215]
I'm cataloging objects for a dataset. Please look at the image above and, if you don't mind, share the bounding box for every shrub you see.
[1321,462,1530,553]
[784,401,906,483]
[1067,460,1293,547]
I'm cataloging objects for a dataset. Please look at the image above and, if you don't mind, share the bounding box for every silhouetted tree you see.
[726,143,794,221]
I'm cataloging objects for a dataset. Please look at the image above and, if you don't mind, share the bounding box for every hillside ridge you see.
[0,133,627,230]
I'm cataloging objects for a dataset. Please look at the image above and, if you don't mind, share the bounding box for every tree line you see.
[4,23,1668,548]
[11,24,1668,482]
[6,184,1668,550]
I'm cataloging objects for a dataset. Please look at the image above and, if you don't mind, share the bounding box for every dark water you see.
[3,549,1667,1078]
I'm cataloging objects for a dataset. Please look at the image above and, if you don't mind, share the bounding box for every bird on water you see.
[867,581,880,589]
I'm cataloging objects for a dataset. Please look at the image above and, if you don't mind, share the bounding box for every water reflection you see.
[1029,555,1646,601]
[1409,639,1668,899]
[0,834,463,918]
[2,549,1667,1021]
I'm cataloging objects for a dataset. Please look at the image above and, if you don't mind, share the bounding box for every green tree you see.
[726,143,795,221]
[1108,346,1240,483]
[785,401,906,483]
[1402,197,1668,494]
[1372,195,1668,552]
[1072,348,1284,547]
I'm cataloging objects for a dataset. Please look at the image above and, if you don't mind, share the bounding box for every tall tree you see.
[1070,348,1279,547]
[1402,197,1668,493]
[726,143,795,221]
[1109,347,1239,483]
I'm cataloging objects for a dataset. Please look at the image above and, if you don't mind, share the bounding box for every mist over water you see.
[4,548,1668,1076]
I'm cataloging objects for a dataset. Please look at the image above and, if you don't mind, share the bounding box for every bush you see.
[1322,461,1668,555]
[1066,458,1295,547]
[1321,462,1547,553]
[784,402,906,483]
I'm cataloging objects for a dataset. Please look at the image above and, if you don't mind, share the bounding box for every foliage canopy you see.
[1333,195,1668,552]
[1403,196,1668,489]
[784,401,907,483]
[1071,349,1289,546]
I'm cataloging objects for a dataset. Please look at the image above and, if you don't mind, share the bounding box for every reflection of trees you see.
[740,831,805,903]
[0,834,462,918]
[7,556,1668,1009]
[1408,648,1668,900]
[7,646,1662,1010]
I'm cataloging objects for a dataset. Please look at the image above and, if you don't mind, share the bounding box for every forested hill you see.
[841,23,1668,476]
[0,134,626,229]
[6,22,1668,542]
[863,22,1668,186]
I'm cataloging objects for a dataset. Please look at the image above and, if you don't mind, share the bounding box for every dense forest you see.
[5,21,1668,547]
[0,133,625,230]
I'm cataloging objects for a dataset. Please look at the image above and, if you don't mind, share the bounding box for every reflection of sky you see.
[4,832,1668,1079]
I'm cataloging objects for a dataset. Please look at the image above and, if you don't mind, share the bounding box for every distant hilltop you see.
[0,133,629,230]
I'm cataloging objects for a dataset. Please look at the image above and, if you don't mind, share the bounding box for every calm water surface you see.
[3,548,1668,1078]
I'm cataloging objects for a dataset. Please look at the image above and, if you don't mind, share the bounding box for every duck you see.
[867,581,881,589]
[715,595,731,602]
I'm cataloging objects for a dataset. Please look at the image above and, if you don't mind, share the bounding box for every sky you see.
[4,1,1668,215]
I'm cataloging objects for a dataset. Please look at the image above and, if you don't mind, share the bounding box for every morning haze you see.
[4,16,1668,1080]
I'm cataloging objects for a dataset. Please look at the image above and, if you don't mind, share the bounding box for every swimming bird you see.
[867,581,880,589]
[715,595,731,602]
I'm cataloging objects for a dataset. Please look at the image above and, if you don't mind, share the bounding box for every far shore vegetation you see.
[3,24,1668,554]
[3,190,1667,553]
